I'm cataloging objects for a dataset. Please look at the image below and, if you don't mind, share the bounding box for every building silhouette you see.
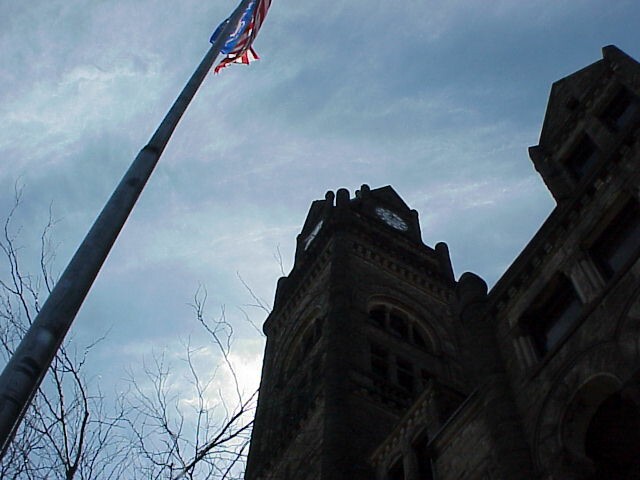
[244,45,640,480]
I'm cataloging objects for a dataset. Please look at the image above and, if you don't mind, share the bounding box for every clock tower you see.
[244,185,467,480]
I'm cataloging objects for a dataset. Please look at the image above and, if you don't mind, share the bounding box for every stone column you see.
[457,272,536,479]
[322,188,355,480]
[401,439,420,480]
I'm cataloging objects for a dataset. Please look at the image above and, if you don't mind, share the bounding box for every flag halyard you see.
[210,0,272,74]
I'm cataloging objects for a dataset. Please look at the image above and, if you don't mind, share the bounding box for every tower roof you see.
[538,45,640,148]
[362,185,412,212]
[538,58,608,147]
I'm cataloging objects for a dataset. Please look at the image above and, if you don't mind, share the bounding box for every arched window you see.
[387,458,404,480]
[369,342,417,398]
[412,325,428,349]
[562,374,640,478]
[300,318,323,358]
[585,392,640,478]
[388,309,409,340]
[413,433,434,480]
[367,303,439,405]
[368,304,434,351]
[370,306,386,329]
[283,317,324,383]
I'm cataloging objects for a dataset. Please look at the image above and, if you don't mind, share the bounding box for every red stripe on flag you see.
[214,0,271,74]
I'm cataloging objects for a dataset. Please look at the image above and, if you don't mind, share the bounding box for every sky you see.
[1,0,640,466]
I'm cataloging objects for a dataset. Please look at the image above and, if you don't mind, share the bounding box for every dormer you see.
[529,45,640,203]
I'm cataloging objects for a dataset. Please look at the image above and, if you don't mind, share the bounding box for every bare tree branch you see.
[273,244,286,277]
[0,187,265,479]
[236,272,271,314]
[0,188,129,479]
[126,285,259,480]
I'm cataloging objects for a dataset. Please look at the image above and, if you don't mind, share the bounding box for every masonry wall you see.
[488,47,640,478]
[432,397,494,480]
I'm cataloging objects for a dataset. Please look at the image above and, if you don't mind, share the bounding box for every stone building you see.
[244,45,640,480]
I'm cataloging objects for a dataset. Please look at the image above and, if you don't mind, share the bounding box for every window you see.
[300,318,323,357]
[370,344,388,379]
[311,356,322,380]
[524,276,583,357]
[585,392,640,478]
[369,343,423,400]
[420,369,432,389]
[601,87,640,131]
[414,435,434,480]
[387,458,404,480]
[565,136,600,180]
[412,325,428,349]
[395,357,414,393]
[282,363,323,436]
[368,304,432,350]
[389,311,409,340]
[369,306,386,329]
[590,199,640,280]
[285,318,324,383]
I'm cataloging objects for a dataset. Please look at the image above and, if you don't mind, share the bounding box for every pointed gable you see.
[539,59,608,147]
[529,45,640,203]
[366,185,412,213]
[301,198,328,234]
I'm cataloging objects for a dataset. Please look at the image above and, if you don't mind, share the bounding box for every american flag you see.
[210,0,272,74]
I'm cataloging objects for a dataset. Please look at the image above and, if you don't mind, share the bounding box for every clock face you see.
[303,220,323,250]
[375,207,408,231]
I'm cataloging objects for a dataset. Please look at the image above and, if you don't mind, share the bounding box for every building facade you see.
[245,45,640,480]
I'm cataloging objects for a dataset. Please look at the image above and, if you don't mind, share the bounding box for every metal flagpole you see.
[0,0,254,458]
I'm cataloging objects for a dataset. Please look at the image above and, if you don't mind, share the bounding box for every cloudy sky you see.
[1,0,640,450]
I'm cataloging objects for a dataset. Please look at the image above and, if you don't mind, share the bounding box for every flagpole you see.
[0,0,254,458]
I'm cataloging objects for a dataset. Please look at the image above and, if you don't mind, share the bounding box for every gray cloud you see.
[1,1,640,466]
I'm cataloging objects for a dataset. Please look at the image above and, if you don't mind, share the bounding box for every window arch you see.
[277,316,325,438]
[366,301,440,404]
[562,374,621,467]
[281,315,324,384]
[368,303,436,352]
[585,391,640,478]
[561,373,640,477]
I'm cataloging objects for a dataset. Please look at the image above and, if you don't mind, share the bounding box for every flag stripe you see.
[210,0,272,73]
